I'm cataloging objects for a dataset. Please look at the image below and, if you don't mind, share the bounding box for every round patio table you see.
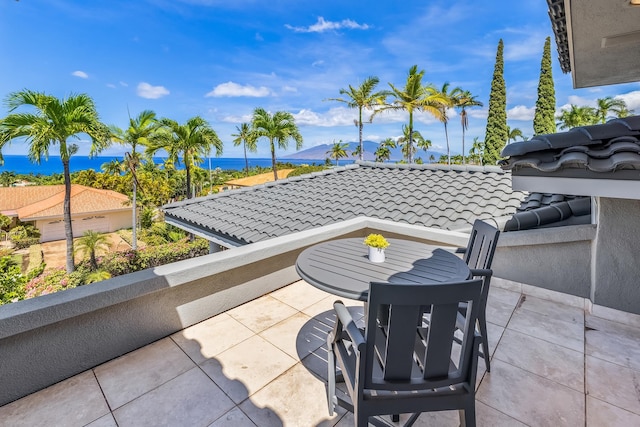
[295,238,470,301]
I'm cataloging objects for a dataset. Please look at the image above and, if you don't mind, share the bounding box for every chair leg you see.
[478,315,491,372]
[327,345,336,415]
[459,406,476,427]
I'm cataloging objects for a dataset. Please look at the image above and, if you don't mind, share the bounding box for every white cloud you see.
[615,90,640,111]
[106,83,116,88]
[507,105,535,121]
[281,85,298,93]
[285,17,370,33]
[71,70,88,79]
[220,113,253,124]
[206,81,271,97]
[119,81,128,87]
[468,108,488,119]
[567,95,596,107]
[136,82,170,99]
[255,32,263,41]
[311,60,325,67]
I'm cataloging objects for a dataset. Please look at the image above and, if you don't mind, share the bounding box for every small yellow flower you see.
[363,234,390,249]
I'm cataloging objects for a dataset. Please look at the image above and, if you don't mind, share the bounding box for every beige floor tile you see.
[477,359,585,426]
[270,280,333,311]
[208,407,257,427]
[493,329,584,392]
[586,355,640,415]
[507,304,584,352]
[476,401,528,426]
[112,367,233,427]
[172,313,254,364]
[0,371,109,427]
[587,396,640,426]
[239,363,344,427]
[585,315,640,371]
[227,294,298,333]
[260,311,333,360]
[85,413,118,427]
[94,338,195,409]
[517,294,585,323]
[200,334,297,403]
[485,287,520,328]
[485,321,505,358]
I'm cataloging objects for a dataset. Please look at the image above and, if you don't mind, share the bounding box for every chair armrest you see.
[469,268,493,278]
[455,247,467,254]
[333,301,365,348]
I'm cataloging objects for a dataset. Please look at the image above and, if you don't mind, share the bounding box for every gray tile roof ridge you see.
[355,160,506,174]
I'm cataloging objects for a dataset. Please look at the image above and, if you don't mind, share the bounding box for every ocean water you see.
[0,155,344,175]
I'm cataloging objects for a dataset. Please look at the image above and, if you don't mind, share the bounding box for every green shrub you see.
[0,256,26,304]
[101,239,208,276]
[287,165,328,177]
[9,225,40,240]
[140,208,155,229]
[24,267,76,299]
[12,237,41,249]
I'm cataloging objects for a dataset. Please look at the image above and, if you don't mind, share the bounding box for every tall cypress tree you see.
[533,36,557,135]
[483,39,507,165]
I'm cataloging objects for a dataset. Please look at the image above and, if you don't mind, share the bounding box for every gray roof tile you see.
[162,162,525,244]
[500,116,640,173]
[504,193,591,232]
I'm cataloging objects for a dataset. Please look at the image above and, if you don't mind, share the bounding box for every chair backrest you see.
[464,219,500,270]
[362,279,483,392]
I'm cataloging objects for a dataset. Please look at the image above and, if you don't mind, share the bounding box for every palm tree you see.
[0,171,17,187]
[150,116,223,199]
[556,105,596,130]
[435,82,463,165]
[456,91,483,164]
[326,141,349,166]
[397,125,430,162]
[595,97,629,124]
[231,123,257,176]
[374,138,396,162]
[507,126,524,143]
[376,65,445,163]
[251,108,303,181]
[326,76,388,160]
[110,110,162,250]
[0,90,109,273]
[613,104,634,118]
[75,230,111,270]
[101,159,123,175]
[469,137,484,166]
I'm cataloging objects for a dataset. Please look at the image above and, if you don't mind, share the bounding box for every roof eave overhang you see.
[512,174,640,200]
[164,215,247,249]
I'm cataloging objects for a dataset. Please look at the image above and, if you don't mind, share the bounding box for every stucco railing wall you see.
[492,224,596,299]
[0,218,464,406]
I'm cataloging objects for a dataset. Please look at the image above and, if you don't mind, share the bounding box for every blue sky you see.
[1,0,639,159]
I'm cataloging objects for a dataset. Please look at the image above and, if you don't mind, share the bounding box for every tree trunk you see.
[358,107,364,161]
[445,122,451,166]
[186,163,192,199]
[132,179,137,250]
[408,112,414,164]
[62,159,75,273]
[462,126,466,165]
[271,139,278,181]
[243,143,249,177]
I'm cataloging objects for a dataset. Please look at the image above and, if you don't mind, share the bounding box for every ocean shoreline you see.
[0,155,346,175]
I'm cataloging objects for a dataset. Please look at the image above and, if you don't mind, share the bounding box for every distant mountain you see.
[282,140,443,162]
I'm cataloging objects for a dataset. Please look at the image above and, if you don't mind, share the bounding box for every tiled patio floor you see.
[2,279,640,426]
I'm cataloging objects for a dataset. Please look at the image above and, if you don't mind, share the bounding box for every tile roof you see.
[0,185,130,220]
[162,162,526,245]
[224,169,294,187]
[500,116,640,173]
[504,193,591,232]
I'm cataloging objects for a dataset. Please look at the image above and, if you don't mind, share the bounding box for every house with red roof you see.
[0,184,132,242]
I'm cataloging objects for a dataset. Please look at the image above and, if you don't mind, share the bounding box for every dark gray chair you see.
[327,279,484,427]
[457,219,500,372]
